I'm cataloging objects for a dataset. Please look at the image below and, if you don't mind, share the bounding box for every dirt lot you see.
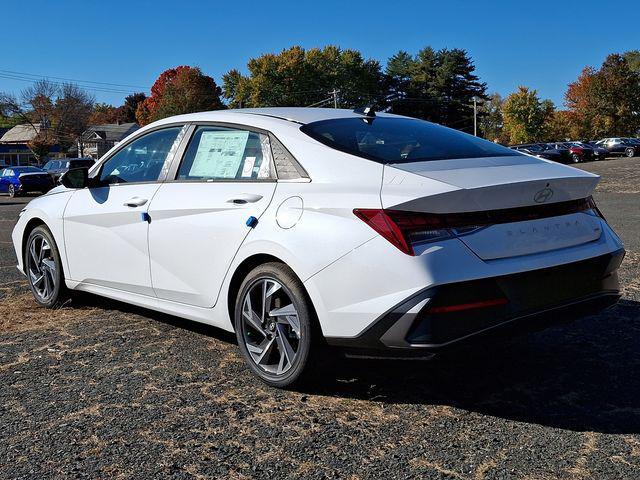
[1,157,639,479]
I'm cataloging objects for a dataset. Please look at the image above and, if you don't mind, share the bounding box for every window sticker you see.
[241,156,256,178]
[257,134,272,179]
[189,130,249,178]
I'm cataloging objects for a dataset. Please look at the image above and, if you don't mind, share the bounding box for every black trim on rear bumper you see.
[326,249,624,354]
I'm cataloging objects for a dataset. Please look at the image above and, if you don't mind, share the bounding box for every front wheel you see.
[571,153,581,163]
[234,262,316,388]
[625,147,635,158]
[8,184,16,197]
[25,226,69,308]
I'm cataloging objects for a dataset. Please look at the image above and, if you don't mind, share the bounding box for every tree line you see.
[1,47,639,160]
[483,51,640,144]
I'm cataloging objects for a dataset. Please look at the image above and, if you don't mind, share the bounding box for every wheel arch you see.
[21,217,48,263]
[226,253,323,339]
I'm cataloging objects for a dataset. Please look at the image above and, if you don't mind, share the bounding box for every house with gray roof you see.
[0,124,43,166]
[80,122,139,159]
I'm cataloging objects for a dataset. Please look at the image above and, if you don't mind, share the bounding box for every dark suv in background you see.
[42,158,95,182]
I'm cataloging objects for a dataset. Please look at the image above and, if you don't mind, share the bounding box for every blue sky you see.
[1,0,638,108]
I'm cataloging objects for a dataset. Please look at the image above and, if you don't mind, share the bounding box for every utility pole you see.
[329,89,339,108]
[473,96,478,136]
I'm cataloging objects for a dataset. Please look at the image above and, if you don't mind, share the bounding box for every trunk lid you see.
[382,156,602,259]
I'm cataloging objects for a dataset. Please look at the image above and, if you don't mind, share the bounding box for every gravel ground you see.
[0,157,639,479]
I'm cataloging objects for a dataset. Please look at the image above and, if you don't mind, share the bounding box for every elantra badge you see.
[534,187,554,203]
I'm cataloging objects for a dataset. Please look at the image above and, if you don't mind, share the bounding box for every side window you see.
[99,127,183,185]
[176,126,273,181]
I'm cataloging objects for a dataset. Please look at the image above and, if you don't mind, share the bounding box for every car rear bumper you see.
[325,249,624,355]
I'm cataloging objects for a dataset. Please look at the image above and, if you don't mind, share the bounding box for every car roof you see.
[148,107,398,129]
[233,107,397,124]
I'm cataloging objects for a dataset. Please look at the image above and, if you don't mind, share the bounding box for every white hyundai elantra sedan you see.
[12,107,624,387]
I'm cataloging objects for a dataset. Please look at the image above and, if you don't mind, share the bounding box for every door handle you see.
[123,197,148,207]
[227,193,263,205]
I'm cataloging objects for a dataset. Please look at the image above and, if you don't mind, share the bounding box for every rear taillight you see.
[353,209,467,255]
[355,197,602,256]
[586,196,607,221]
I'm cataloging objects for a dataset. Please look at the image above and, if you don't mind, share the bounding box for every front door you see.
[148,125,277,307]
[63,126,184,296]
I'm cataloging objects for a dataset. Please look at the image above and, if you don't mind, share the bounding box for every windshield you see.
[300,117,523,164]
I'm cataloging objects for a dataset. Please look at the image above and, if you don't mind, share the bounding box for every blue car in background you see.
[0,166,55,198]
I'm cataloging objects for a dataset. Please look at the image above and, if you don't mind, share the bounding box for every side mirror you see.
[60,167,89,189]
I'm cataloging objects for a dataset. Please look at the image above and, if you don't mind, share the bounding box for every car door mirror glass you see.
[60,167,89,189]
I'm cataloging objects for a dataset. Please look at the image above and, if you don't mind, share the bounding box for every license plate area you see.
[458,213,603,260]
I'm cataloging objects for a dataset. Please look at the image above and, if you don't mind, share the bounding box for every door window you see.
[176,126,273,181]
[99,127,183,185]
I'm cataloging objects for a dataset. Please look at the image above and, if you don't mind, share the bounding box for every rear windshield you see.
[300,117,522,164]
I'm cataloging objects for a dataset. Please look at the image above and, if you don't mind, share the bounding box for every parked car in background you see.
[511,143,572,163]
[575,141,609,160]
[0,166,54,197]
[596,138,637,157]
[11,107,624,387]
[548,142,594,163]
[43,158,95,182]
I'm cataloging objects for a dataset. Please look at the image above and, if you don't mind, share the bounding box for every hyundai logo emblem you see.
[534,187,554,203]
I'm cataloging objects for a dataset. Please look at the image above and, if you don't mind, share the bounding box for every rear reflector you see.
[354,196,602,256]
[428,298,508,314]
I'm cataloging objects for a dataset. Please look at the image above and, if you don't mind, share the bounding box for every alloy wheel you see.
[241,278,301,376]
[26,234,57,302]
[626,148,635,158]
[8,184,15,198]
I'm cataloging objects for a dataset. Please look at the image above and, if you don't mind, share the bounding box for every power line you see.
[0,69,148,90]
[0,72,139,95]
[306,97,334,107]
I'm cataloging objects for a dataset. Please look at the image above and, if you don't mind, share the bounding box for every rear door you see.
[63,125,186,295]
[147,124,277,307]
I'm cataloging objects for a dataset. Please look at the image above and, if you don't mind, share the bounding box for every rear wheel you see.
[25,226,69,308]
[234,262,315,388]
[8,184,16,198]
[625,147,635,158]
[571,153,581,163]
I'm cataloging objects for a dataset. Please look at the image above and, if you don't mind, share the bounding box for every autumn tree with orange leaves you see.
[136,66,224,125]
[565,54,640,139]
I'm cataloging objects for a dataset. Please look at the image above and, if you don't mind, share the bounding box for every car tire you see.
[24,225,70,308]
[8,184,17,198]
[571,153,580,163]
[625,147,635,158]
[234,262,317,388]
